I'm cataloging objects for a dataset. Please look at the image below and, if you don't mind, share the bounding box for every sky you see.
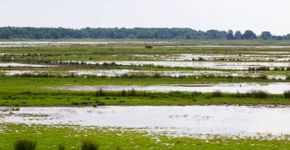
[0,0,290,35]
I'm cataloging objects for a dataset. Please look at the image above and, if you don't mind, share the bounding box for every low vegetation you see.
[284,91,290,99]
[235,90,269,99]
[0,89,289,107]
[81,141,98,150]
[14,139,37,150]
[1,124,289,150]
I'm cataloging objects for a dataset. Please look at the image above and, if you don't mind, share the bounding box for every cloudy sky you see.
[1,0,290,35]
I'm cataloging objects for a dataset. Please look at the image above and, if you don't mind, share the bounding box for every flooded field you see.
[51,82,290,94]
[1,106,289,138]
[1,43,290,148]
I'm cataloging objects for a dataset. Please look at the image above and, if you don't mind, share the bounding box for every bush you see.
[127,89,137,96]
[95,89,105,96]
[14,139,37,150]
[248,90,268,99]
[144,45,153,49]
[58,144,65,150]
[211,91,222,97]
[284,91,290,99]
[82,141,98,150]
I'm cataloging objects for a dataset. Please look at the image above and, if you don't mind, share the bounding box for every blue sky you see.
[1,0,290,35]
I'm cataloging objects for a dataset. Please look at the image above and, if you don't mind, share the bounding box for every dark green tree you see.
[260,31,272,40]
[286,34,290,40]
[226,30,235,40]
[234,31,242,40]
[242,30,257,40]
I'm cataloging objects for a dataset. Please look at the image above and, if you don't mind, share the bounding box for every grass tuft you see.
[284,91,290,99]
[211,91,222,97]
[234,91,269,99]
[58,144,65,150]
[81,141,98,150]
[14,139,37,150]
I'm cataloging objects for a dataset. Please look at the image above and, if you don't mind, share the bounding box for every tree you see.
[260,31,272,40]
[234,31,242,40]
[226,30,235,40]
[286,34,290,40]
[242,30,257,40]
[0,27,287,40]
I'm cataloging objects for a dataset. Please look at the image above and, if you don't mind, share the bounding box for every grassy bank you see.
[1,45,290,62]
[0,76,286,92]
[0,90,290,106]
[0,123,289,150]
[0,76,290,106]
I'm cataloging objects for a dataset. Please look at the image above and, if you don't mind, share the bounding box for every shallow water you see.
[51,82,290,94]
[1,106,290,138]
[132,54,290,61]
[67,69,286,79]
[1,69,286,80]
[68,70,233,77]
[58,61,290,70]
[0,63,54,68]
[164,45,290,49]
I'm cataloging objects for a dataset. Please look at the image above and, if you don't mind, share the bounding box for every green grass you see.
[81,141,98,150]
[14,139,37,150]
[0,90,289,106]
[0,76,289,106]
[1,44,290,62]
[0,76,285,93]
[0,123,289,150]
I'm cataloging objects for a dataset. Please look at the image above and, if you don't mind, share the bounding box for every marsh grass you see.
[144,45,153,49]
[283,91,290,99]
[94,90,199,99]
[14,139,37,150]
[58,144,65,150]
[211,90,222,97]
[249,67,271,71]
[95,89,105,96]
[6,73,281,82]
[248,90,269,99]
[235,90,269,99]
[81,141,98,150]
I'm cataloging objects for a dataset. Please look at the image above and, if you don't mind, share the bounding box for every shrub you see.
[127,89,137,96]
[284,91,290,99]
[81,141,98,150]
[249,67,270,71]
[211,91,222,97]
[144,45,153,49]
[58,144,65,150]
[95,89,105,96]
[198,57,206,61]
[191,92,201,97]
[259,75,268,80]
[14,139,37,150]
[248,90,268,99]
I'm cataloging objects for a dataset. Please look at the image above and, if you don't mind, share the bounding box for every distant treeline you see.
[0,27,289,40]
